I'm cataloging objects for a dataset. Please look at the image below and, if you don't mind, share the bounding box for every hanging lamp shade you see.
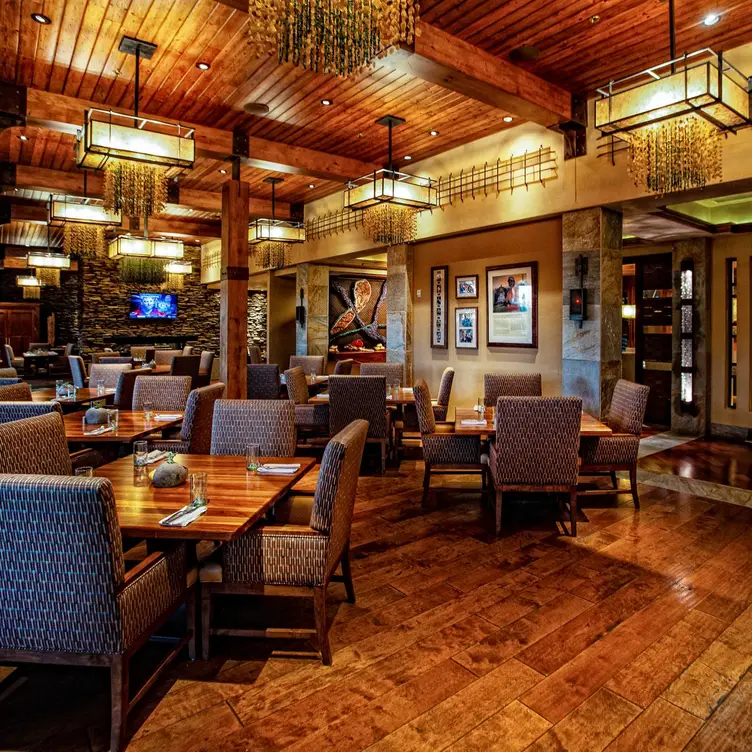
[27,252,71,269]
[49,196,121,225]
[249,177,302,269]
[108,235,184,260]
[16,274,43,299]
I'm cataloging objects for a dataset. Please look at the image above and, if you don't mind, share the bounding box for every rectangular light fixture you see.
[108,236,184,260]
[622,304,636,319]
[344,169,438,211]
[27,252,71,269]
[50,197,121,225]
[164,261,193,275]
[16,275,43,288]
[76,108,196,170]
[248,219,305,245]
[595,49,751,136]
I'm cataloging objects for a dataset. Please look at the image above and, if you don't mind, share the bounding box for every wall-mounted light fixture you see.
[569,255,588,327]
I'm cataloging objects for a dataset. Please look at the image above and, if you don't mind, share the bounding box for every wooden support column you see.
[220,178,250,398]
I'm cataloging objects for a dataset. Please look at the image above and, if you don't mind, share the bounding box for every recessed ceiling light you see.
[18,135,28,141]
[320,98,333,106]
[503,116,514,123]
[308,183,315,189]
[703,12,721,25]
[31,12,51,24]
[429,130,439,136]
[219,169,227,174]
[404,155,412,160]
[196,61,210,71]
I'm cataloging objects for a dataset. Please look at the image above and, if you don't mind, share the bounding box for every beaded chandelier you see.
[103,160,168,219]
[362,204,417,245]
[248,0,419,77]
[250,178,303,269]
[63,223,106,259]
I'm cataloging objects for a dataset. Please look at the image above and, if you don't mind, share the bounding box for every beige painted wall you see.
[413,219,563,413]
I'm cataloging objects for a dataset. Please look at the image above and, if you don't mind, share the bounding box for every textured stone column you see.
[295,263,329,360]
[671,239,711,435]
[386,245,414,384]
[562,208,623,418]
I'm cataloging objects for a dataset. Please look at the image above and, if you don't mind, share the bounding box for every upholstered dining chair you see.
[485,396,582,536]
[0,377,21,388]
[170,354,202,390]
[0,474,194,752]
[200,419,368,664]
[484,372,542,406]
[432,367,455,421]
[248,344,263,364]
[247,364,281,400]
[0,381,32,401]
[4,344,24,370]
[333,358,355,375]
[130,346,155,363]
[154,349,182,367]
[579,379,650,507]
[28,341,50,351]
[210,399,295,456]
[289,355,325,376]
[132,375,191,412]
[414,379,483,505]
[68,355,88,387]
[195,351,215,388]
[329,375,390,473]
[284,366,329,434]
[149,383,225,454]
[360,362,404,386]
[89,363,133,389]
[113,367,152,409]
[182,345,194,356]
[0,367,18,379]
[99,356,135,366]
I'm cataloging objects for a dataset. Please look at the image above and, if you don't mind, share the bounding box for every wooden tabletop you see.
[310,387,415,405]
[95,454,316,540]
[453,407,612,437]
[63,409,184,444]
[33,387,116,406]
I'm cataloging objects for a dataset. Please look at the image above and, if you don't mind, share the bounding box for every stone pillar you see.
[671,239,711,435]
[386,245,414,384]
[295,263,329,360]
[562,208,623,418]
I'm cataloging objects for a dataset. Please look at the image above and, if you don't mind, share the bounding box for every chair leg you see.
[422,463,431,507]
[380,441,387,475]
[494,489,503,535]
[610,470,618,489]
[313,586,332,665]
[341,543,356,604]
[481,466,487,490]
[201,587,212,660]
[569,488,578,536]
[110,655,129,752]
[630,465,640,509]
[186,587,197,661]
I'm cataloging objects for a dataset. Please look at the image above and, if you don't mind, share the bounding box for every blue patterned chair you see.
[68,355,88,388]
[579,379,650,508]
[247,364,281,400]
[210,399,295,456]
[284,366,329,434]
[0,474,194,752]
[485,396,582,536]
[484,372,542,406]
[200,419,368,664]
[0,381,32,401]
[132,375,191,412]
[289,355,325,376]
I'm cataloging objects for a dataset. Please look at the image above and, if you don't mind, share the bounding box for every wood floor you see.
[2,444,752,751]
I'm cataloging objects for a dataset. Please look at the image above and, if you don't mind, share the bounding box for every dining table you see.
[63,409,184,444]
[453,407,613,437]
[33,387,116,407]
[309,386,413,404]
[95,454,316,540]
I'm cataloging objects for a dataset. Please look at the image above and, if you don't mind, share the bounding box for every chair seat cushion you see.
[294,404,329,427]
[580,435,640,466]
[422,433,480,465]
[273,495,314,525]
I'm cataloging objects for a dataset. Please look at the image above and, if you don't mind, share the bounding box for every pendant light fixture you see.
[249,177,304,269]
[27,219,68,287]
[51,184,119,259]
[16,274,43,299]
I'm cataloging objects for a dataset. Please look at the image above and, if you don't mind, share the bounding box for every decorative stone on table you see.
[151,452,188,488]
[84,407,110,424]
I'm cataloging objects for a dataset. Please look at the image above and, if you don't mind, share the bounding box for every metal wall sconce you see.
[569,254,588,327]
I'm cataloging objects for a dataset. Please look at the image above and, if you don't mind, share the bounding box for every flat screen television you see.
[129,293,178,320]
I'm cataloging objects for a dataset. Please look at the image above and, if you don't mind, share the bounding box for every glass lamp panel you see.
[249,221,305,244]
[27,253,71,268]
[164,261,192,274]
[345,172,437,210]
[50,200,120,224]
[16,275,43,287]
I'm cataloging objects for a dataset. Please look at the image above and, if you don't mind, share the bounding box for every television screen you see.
[129,293,178,320]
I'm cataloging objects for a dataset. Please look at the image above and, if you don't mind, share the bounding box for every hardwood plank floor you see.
[1,451,752,751]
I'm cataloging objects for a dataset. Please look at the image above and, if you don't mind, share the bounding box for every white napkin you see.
[403,387,414,393]
[257,463,300,475]
[317,393,329,400]
[86,425,115,435]
[145,450,167,464]
[159,505,207,527]
[154,413,182,421]
[460,419,487,426]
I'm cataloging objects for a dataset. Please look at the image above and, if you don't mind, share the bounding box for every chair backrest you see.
[0,410,72,475]
[413,379,436,434]
[436,367,455,407]
[0,474,125,653]
[4,344,15,366]
[210,399,295,456]
[248,345,263,364]
[247,364,280,400]
[68,355,88,388]
[181,383,225,452]
[182,345,194,356]
[329,375,387,438]
[89,363,132,389]
[113,367,152,409]
[130,346,156,362]
[28,341,49,351]
[0,382,33,401]
[170,354,202,389]
[0,367,19,379]
[333,359,355,375]
[312,420,369,579]
[132,375,191,411]
[494,396,581,486]
[154,349,182,366]
[284,366,309,405]
[63,343,74,357]
[608,379,650,435]
[289,355,325,376]
[199,350,215,374]
[360,362,404,386]
[98,356,134,367]
[0,378,21,387]
[484,372,542,405]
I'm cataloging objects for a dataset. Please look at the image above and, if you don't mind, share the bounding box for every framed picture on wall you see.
[486,262,538,348]
[431,265,449,349]
[455,274,479,299]
[455,307,478,349]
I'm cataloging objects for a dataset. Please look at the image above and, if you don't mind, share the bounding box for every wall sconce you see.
[622,304,636,319]
[569,255,588,327]
[296,288,306,326]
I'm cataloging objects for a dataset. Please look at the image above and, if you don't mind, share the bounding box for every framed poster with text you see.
[486,262,538,348]
[431,265,449,349]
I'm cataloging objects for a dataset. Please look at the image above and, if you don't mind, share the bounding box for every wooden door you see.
[0,303,40,354]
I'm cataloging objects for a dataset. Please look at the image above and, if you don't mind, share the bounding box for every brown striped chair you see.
[132,375,191,412]
[182,345,194,356]
[89,363,133,389]
[333,358,355,375]
[579,379,650,508]
[113,367,153,409]
[154,349,182,367]
[484,372,542,406]
[0,474,195,752]
[284,366,329,434]
[247,344,263,364]
[360,362,404,386]
[170,354,202,390]
[209,399,295,456]
[247,364,281,400]
[99,356,136,366]
[289,355,325,376]
[195,351,215,388]
[0,381,32,401]
[0,367,19,379]
[432,367,455,421]
[199,419,368,664]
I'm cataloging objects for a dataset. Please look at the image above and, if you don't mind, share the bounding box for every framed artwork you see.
[455,274,479,299]
[431,265,449,349]
[486,262,538,348]
[455,306,478,349]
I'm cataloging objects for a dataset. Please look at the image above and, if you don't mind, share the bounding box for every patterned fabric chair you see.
[484,372,542,406]
[0,367,18,379]
[89,363,133,389]
[361,362,404,386]
[284,366,329,432]
[0,474,194,752]
[170,354,202,390]
[289,355,325,376]
[433,367,455,421]
[248,345,263,364]
[113,367,152,409]
[28,341,50,351]
[132,376,191,412]
[150,383,225,454]
[485,396,582,536]
[69,355,88,388]
[182,345,194,356]
[154,349,182,367]
[196,351,215,388]
[0,378,21,387]
[329,375,390,473]
[200,419,368,664]
[3,344,24,370]
[333,359,355,375]
[414,379,482,504]
[130,346,155,363]
[99,356,135,365]
[579,379,650,508]
[247,364,281,400]
[0,382,32,401]
[210,399,295,456]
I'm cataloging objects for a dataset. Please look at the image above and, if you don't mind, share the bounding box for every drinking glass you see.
[309,370,316,385]
[190,472,208,504]
[55,379,65,398]
[96,378,105,396]
[143,401,153,421]
[75,466,94,478]
[108,409,119,431]
[246,443,260,472]
[476,396,484,413]
[392,380,400,398]
[134,440,148,467]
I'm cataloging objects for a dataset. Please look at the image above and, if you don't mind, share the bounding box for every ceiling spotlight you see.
[320,98,333,106]
[589,14,601,25]
[404,155,412,160]
[196,61,210,71]
[429,129,439,136]
[31,12,51,24]
[308,183,315,188]
[702,12,721,25]
[18,135,29,141]
[503,116,514,123]
[219,168,227,174]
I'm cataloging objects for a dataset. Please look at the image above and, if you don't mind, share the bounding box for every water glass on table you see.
[190,472,208,504]
[246,443,260,472]
[143,401,153,421]
[133,440,148,468]
[108,409,119,431]
[75,466,94,478]
[96,378,106,396]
